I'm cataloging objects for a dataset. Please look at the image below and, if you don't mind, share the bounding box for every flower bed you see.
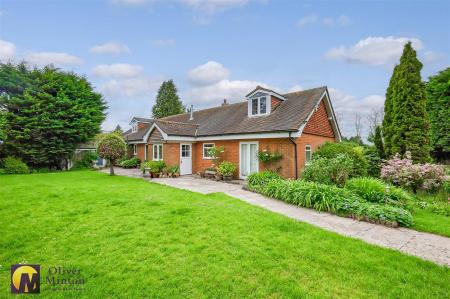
[247,171,414,227]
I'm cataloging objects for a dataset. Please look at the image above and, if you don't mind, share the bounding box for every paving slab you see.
[101,168,450,266]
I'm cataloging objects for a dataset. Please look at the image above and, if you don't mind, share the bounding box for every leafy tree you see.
[97,132,127,175]
[373,125,385,159]
[382,42,430,162]
[0,110,6,142]
[152,80,184,119]
[0,63,107,168]
[426,67,450,161]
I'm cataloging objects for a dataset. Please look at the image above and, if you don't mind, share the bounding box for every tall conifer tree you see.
[426,67,450,161]
[152,80,184,119]
[382,42,430,162]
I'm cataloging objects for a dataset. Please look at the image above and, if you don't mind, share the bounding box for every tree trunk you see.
[110,160,114,176]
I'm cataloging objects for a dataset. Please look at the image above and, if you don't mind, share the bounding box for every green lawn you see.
[0,171,449,298]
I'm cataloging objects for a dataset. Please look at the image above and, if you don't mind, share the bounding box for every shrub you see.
[2,156,29,174]
[72,151,98,170]
[314,142,368,177]
[97,132,127,175]
[217,161,237,176]
[345,177,412,204]
[301,154,354,186]
[141,160,166,173]
[254,178,413,227]
[247,171,282,191]
[120,157,141,168]
[381,152,448,192]
[364,146,381,177]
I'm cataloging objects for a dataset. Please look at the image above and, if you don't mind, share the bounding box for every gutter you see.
[288,132,298,179]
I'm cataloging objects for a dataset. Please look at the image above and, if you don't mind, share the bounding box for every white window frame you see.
[249,95,271,117]
[305,145,312,165]
[131,121,138,133]
[153,144,163,161]
[202,143,215,159]
[133,144,137,155]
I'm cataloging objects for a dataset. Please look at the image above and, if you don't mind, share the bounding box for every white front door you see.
[240,141,259,179]
[180,143,192,175]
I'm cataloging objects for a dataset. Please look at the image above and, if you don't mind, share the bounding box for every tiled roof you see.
[123,122,153,141]
[159,86,327,137]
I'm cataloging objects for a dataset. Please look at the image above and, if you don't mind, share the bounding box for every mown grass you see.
[0,171,449,298]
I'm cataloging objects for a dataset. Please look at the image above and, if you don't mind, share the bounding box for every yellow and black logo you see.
[11,264,40,294]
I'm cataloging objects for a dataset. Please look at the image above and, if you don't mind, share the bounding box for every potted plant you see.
[205,165,217,178]
[141,160,166,178]
[167,165,180,178]
[218,161,236,181]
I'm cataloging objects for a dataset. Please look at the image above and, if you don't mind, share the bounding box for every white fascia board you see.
[165,135,197,142]
[247,89,286,101]
[195,132,291,141]
[143,123,168,143]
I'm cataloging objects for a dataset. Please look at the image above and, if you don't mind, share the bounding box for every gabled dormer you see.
[129,117,152,133]
[246,86,286,117]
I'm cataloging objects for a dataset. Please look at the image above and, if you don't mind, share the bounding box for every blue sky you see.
[1,0,449,137]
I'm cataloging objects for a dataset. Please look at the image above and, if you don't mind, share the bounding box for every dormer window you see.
[250,95,269,116]
[246,87,286,117]
[131,122,138,133]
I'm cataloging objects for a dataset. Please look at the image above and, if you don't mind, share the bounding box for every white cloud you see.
[92,64,144,78]
[90,42,130,54]
[152,39,176,48]
[325,36,423,66]
[423,51,446,63]
[187,61,231,86]
[100,76,163,98]
[328,87,385,138]
[297,14,318,27]
[24,51,82,66]
[0,39,16,62]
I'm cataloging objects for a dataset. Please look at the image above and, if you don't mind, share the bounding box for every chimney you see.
[189,105,194,120]
[221,98,228,106]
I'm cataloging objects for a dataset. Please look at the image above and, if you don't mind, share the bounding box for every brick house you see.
[123,86,341,179]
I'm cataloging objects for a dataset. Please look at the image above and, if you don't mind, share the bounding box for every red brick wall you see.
[303,100,335,138]
[295,133,335,176]
[271,96,282,111]
[137,122,147,130]
[135,144,146,161]
[163,143,180,166]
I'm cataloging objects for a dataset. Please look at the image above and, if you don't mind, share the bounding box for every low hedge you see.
[345,177,413,205]
[120,157,141,168]
[248,171,413,227]
[1,157,29,174]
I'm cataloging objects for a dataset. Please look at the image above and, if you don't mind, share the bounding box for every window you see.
[133,144,137,155]
[181,144,191,157]
[153,144,163,161]
[305,145,312,165]
[252,98,258,115]
[250,96,269,116]
[259,96,267,114]
[203,143,215,159]
[131,122,138,133]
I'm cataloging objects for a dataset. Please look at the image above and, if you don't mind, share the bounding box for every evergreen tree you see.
[426,67,450,161]
[382,65,399,157]
[373,125,385,159]
[114,124,123,134]
[0,63,106,168]
[152,80,184,119]
[382,42,430,162]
